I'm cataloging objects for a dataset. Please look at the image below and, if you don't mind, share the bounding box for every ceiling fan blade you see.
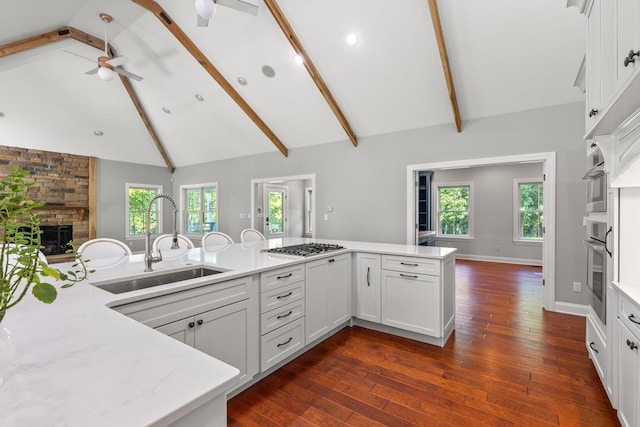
[197,14,209,27]
[106,56,128,67]
[85,68,99,75]
[217,0,258,16]
[113,67,144,82]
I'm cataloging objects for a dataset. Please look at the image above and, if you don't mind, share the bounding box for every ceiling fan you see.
[195,0,259,27]
[79,13,143,82]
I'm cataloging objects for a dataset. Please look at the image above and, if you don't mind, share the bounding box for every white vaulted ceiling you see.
[0,0,586,169]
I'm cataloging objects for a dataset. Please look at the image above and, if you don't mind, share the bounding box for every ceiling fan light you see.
[195,0,216,19]
[98,66,115,81]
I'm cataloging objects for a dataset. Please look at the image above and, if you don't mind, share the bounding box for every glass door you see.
[263,185,287,239]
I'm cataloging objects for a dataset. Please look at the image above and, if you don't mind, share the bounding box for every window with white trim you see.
[514,179,543,241]
[126,183,163,238]
[436,182,473,238]
[181,183,218,235]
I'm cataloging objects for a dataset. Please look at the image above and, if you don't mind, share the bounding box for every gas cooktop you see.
[262,243,345,257]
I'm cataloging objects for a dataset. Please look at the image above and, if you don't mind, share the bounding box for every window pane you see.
[128,187,159,236]
[204,188,217,211]
[438,186,470,236]
[186,212,201,233]
[187,189,201,211]
[521,212,543,238]
[268,191,283,234]
[518,182,543,240]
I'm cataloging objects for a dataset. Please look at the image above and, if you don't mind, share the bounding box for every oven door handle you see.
[582,239,606,252]
[604,226,613,258]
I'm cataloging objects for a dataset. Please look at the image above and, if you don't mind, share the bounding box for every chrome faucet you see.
[145,193,179,272]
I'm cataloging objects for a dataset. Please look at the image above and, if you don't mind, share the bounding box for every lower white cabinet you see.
[355,253,381,323]
[260,317,305,370]
[305,253,352,344]
[617,318,640,427]
[157,298,257,387]
[586,314,607,383]
[381,269,440,336]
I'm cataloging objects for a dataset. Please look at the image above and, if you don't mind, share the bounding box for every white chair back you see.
[240,229,265,243]
[152,234,194,259]
[77,238,131,269]
[202,232,234,250]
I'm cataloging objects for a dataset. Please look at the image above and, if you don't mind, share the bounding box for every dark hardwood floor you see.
[227,259,620,426]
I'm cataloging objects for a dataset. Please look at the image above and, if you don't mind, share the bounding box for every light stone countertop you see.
[1,237,456,426]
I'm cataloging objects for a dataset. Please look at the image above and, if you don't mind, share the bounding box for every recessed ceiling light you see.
[195,94,204,101]
[162,107,171,114]
[94,130,104,136]
[0,112,5,118]
[237,77,248,86]
[261,65,276,78]
[346,32,359,46]
[293,54,304,65]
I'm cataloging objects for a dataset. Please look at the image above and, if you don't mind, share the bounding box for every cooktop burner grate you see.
[262,243,345,257]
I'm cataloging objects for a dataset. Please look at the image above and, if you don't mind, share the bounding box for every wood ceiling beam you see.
[131,0,289,157]
[0,27,176,173]
[427,0,462,132]
[263,0,358,147]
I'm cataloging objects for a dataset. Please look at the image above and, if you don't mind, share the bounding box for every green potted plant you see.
[0,167,90,384]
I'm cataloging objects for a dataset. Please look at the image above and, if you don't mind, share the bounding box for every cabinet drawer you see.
[382,255,440,276]
[619,292,640,337]
[586,315,607,383]
[261,299,305,335]
[113,275,256,329]
[261,281,304,313]
[260,265,305,292]
[261,318,304,372]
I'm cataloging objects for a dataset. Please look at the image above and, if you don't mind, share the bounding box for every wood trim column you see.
[88,157,97,240]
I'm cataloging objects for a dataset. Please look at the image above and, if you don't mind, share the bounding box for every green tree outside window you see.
[519,183,543,239]
[438,186,470,236]
[128,186,160,236]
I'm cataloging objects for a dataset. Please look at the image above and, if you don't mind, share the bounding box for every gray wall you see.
[170,102,587,305]
[432,163,544,263]
[96,159,173,253]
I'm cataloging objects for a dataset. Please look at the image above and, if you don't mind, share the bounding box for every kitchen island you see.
[1,238,456,426]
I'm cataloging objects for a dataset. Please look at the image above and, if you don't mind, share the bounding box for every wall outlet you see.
[496,245,501,252]
[573,282,582,292]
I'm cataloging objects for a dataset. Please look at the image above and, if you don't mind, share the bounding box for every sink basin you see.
[94,267,224,294]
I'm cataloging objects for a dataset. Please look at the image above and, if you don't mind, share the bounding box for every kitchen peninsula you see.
[1,238,456,427]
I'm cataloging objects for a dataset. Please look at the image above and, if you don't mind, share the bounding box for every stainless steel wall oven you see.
[583,220,611,325]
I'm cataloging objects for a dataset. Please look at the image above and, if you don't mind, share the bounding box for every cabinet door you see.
[305,254,352,344]
[614,0,640,93]
[356,253,381,323]
[618,320,640,427]
[156,317,196,347]
[587,0,603,129]
[195,299,258,387]
[381,270,440,337]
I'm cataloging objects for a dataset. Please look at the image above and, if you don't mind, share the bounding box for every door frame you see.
[405,152,557,312]
[250,174,316,239]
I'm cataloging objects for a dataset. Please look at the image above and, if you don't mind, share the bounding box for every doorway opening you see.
[406,152,556,312]
[251,174,316,239]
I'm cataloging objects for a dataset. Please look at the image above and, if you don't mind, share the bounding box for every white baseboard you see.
[455,253,542,266]
[553,301,589,317]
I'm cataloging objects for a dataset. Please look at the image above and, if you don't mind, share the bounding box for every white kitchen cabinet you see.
[114,275,259,392]
[617,318,640,427]
[355,253,381,323]
[305,253,352,345]
[157,298,257,387]
[613,0,640,95]
[586,0,604,129]
[587,313,607,383]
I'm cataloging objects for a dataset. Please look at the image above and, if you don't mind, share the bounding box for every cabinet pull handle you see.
[329,259,335,263]
[400,262,419,267]
[277,311,293,320]
[277,337,293,348]
[400,273,419,279]
[590,142,597,148]
[589,341,599,353]
[367,267,371,287]
[604,226,613,258]
[197,319,203,326]
[624,50,640,67]
[627,339,638,350]
[629,314,640,325]
[277,292,293,299]
[277,273,293,280]
[188,321,195,328]
[588,109,599,118]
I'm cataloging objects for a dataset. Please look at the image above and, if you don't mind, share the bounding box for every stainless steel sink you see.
[94,267,224,294]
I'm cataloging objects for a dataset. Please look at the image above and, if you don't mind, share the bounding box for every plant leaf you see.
[41,266,61,280]
[32,282,58,304]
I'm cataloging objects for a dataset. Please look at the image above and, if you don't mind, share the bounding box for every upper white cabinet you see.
[583,0,640,138]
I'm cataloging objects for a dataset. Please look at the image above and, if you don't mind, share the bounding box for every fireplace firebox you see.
[18,225,73,255]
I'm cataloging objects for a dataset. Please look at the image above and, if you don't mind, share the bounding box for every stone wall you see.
[0,145,90,251]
